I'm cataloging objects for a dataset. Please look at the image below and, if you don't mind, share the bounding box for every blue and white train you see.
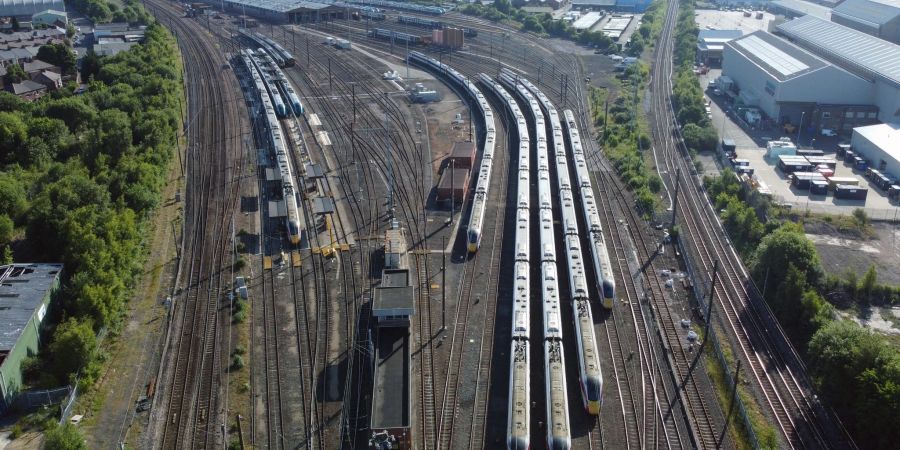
[507,68,603,416]
[500,73,571,450]
[479,73,531,450]
[405,52,496,254]
[562,109,616,309]
[241,50,302,244]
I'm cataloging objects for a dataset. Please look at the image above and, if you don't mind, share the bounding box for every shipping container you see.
[854,156,868,171]
[889,185,900,201]
[816,167,834,178]
[837,143,851,158]
[732,158,750,167]
[834,185,868,201]
[805,156,836,169]
[826,176,860,189]
[797,149,824,157]
[721,138,736,154]
[447,141,475,169]
[810,180,828,195]
[791,172,826,190]
[436,168,469,204]
[843,150,856,162]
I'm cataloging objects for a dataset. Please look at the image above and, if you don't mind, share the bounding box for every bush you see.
[43,422,88,450]
[230,355,244,371]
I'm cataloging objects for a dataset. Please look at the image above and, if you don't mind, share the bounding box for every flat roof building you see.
[722,30,878,131]
[0,0,64,17]
[769,0,833,19]
[223,0,347,23]
[0,264,62,412]
[697,29,743,65]
[777,15,900,123]
[831,0,900,44]
[850,123,900,176]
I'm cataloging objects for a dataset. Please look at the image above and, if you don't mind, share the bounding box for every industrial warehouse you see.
[717,15,900,131]
[222,0,347,23]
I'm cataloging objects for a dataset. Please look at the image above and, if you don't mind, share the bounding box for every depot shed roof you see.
[726,30,828,82]
[832,0,900,27]
[0,264,62,352]
[777,15,900,87]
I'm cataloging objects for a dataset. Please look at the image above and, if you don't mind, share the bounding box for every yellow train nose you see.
[587,400,600,415]
[467,243,478,253]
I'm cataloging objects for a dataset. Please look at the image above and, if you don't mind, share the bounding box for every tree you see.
[0,214,13,245]
[807,320,900,448]
[859,265,877,304]
[0,171,28,220]
[0,111,28,164]
[494,0,511,15]
[43,422,88,450]
[46,319,97,385]
[681,123,718,152]
[3,64,26,84]
[752,223,823,294]
[37,44,77,75]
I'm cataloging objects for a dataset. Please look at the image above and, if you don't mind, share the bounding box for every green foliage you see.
[230,355,245,371]
[681,122,717,152]
[0,23,184,392]
[808,321,900,448]
[705,169,765,256]
[43,422,88,450]
[1,246,11,265]
[752,223,822,292]
[46,319,99,386]
[4,64,25,84]
[852,208,868,228]
[859,265,877,304]
[0,214,13,244]
[37,44,77,76]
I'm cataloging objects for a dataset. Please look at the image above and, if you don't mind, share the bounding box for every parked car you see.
[820,128,838,137]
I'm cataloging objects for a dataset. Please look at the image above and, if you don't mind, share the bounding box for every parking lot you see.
[699,69,899,216]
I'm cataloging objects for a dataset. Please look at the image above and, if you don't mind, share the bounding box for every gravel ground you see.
[805,221,900,285]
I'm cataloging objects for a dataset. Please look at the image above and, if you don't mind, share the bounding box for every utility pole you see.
[328,58,332,92]
[704,259,719,342]
[442,235,446,331]
[670,167,681,230]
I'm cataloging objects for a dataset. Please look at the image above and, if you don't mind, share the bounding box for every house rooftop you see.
[0,264,62,353]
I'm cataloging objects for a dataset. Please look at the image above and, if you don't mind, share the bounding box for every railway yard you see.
[130,1,855,449]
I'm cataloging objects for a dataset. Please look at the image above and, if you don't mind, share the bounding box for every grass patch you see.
[708,324,780,449]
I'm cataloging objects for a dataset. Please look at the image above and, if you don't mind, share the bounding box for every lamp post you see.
[796,111,805,144]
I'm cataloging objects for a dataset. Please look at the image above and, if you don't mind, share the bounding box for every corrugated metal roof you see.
[777,15,900,87]
[0,0,64,16]
[770,0,832,19]
[698,29,743,44]
[0,264,61,352]
[832,0,900,27]
[224,0,338,13]
[726,31,826,81]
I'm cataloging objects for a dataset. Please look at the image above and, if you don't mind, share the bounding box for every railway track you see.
[145,0,246,448]
[647,1,853,448]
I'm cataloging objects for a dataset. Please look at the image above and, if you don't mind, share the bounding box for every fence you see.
[770,196,900,222]
[13,385,73,414]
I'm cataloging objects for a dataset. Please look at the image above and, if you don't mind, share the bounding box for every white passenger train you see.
[247,49,287,118]
[479,73,530,450]
[505,68,604,416]
[562,109,616,309]
[241,50,302,245]
[405,51,497,253]
[499,73,571,450]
